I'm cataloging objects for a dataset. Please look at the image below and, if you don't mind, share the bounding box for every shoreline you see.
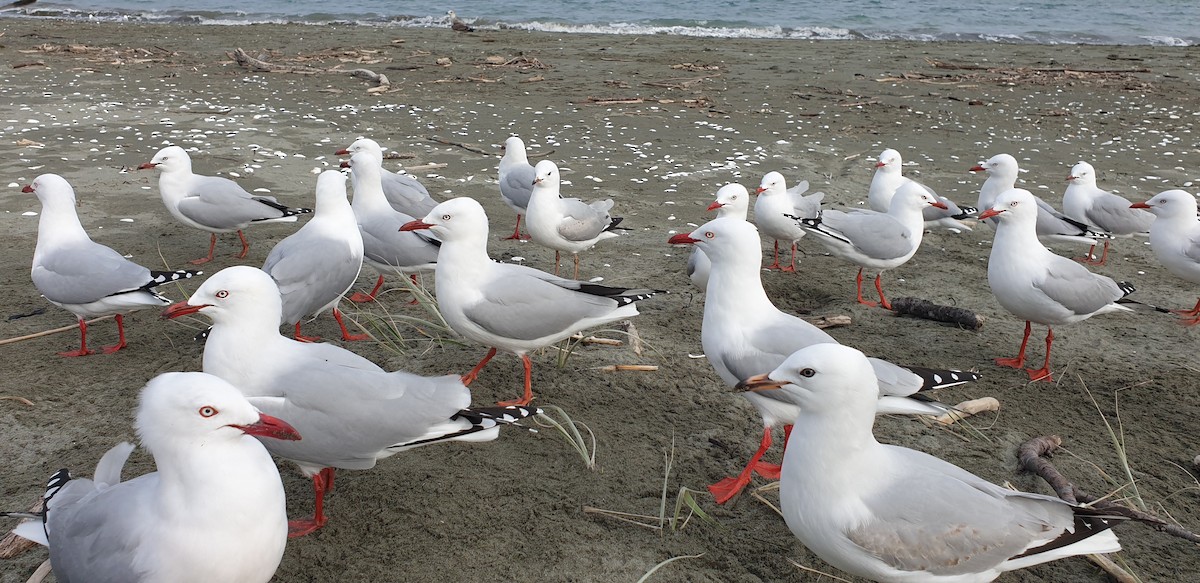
[2,19,1199,583]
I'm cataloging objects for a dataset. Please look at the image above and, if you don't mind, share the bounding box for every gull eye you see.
[215,290,229,299]
[442,214,451,221]
[799,368,815,378]
[199,406,218,418]
[704,231,715,239]
[1010,201,1018,208]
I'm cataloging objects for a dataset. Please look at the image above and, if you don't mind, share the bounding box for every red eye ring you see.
[704,231,715,239]
[199,406,217,418]
[215,290,229,299]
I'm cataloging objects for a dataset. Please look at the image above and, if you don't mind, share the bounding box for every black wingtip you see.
[906,366,983,390]
[1116,281,1136,298]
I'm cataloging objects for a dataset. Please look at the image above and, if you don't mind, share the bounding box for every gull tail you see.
[5,467,72,546]
[386,405,542,451]
[905,366,983,391]
[604,216,631,232]
[146,268,203,290]
[1114,281,1171,314]
[252,197,314,222]
[951,205,978,219]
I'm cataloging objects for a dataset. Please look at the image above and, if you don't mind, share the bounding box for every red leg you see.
[1172,297,1200,318]
[502,215,530,240]
[189,234,217,265]
[498,354,535,406]
[405,274,421,305]
[778,242,797,273]
[874,273,893,310]
[1026,327,1055,382]
[995,321,1031,369]
[288,470,332,538]
[753,424,793,480]
[100,314,128,354]
[320,467,336,493]
[462,347,498,385]
[572,254,580,280]
[59,318,94,357]
[333,309,369,341]
[348,275,385,303]
[293,322,321,343]
[1095,240,1111,266]
[235,230,251,259]
[855,268,878,307]
[553,250,561,277]
[766,240,783,270]
[709,427,774,504]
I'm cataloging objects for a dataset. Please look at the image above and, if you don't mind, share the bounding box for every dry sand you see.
[1,20,1199,583]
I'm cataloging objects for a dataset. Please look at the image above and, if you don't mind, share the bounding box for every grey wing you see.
[727,319,836,380]
[1183,229,1200,263]
[499,164,536,210]
[33,243,155,304]
[1084,193,1154,235]
[846,446,1073,576]
[1034,197,1093,236]
[556,198,613,242]
[264,238,362,322]
[463,272,620,341]
[381,169,437,217]
[178,175,284,228]
[359,213,440,269]
[48,477,156,583]
[821,211,915,260]
[1033,259,1126,315]
[791,190,825,218]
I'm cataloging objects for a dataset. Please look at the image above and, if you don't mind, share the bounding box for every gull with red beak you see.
[524,159,624,279]
[869,148,974,232]
[333,137,437,219]
[687,183,752,290]
[497,136,537,240]
[9,372,300,583]
[979,188,1135,381]
[737,344,1122,583]
[25,173,200,356]
[1131,190,1200,325]
[139,145,311,264]
[667,217,978,503]
[162,266,537,536]
[796,182,945,310]
[1062,160,1153,265]
[402,197,660,406]
[752,172,823,272]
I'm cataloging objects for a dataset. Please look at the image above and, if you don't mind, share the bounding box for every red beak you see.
[1065,174,1076,182]
[400,219,433,231]
[754,187,766,194]
[930,201,949,210]
[977,208,1003,220]
[339,160,350,169]
[21,185,33,193]
[1129,201,1151,209]
[162,301,209,319]
[137,162,157,170]
[234,412,302,441]
[334,148,350,155]
[969,165,985,172]
[667,233,699,245]
[706,201,723,212]
[875,161,886,168]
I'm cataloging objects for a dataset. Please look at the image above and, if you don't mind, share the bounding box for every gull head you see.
[532,159,560,189]
[874,148,902,172]
[141,145,190,173]
[893,182,947,211]
[667,216,760,264]
[1066,161,1096,185]
[335,137,382,159]
[137,372,301,456]
[735,344,881,413]
[314,169,349,206]
[403,197,489,242]
[163,265,283,326]
[1132,189,1197,218]
[23,173,76,209]
[502,136,526,155]
[972,153,1018,177]
[978,188,1038,222]
[755,171,786,196]
[709,183,749,215]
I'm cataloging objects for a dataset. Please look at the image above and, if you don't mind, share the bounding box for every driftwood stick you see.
[426,136,492,155]
[0,315,112,347]
[346,68,390,88]
[230,48,323,74]
[1018,435,1200,544]
[805,314,852,330]
[933,397,1000,425]
[890,297,984,330]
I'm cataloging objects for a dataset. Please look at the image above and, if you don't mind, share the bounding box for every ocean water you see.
[3,0,1197,46]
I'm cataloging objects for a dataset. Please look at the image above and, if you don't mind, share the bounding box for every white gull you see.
[1062,160,1153,265]
[1131,190,1200,325]
[525,159,623,279]
[753,172,823,272]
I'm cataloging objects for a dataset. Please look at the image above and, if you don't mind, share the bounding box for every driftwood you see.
[1018,435,1200,543]
[889,297,984,330]
[806,315,852,330]
[229,48,390,90]
[596,364,658,372]
[425,136,491,155]
[933,397,1000,425]
[0,315,113,346]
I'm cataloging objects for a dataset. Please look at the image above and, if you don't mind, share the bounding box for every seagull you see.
[1131,190,1200,325]
[797,182,943,310]
[262,170,366,342]
[979,188,1135,381]
[752,172,823,272]
[334,138,437,219]
[688,183,751,290]
[10,371,301,583]
[25,173,200,357]
[971,153,1112,246]
[525,159,624,279]
[739,343,1122,583]
[497,136,536,241]
[402,197,661,406]
[869,148,974,232]
[139,146,311,265]
[667,217,979,503]
[342,149,441,304]
[163,266,539,537]
[447,9,474,32]
[1062,161,1154,265]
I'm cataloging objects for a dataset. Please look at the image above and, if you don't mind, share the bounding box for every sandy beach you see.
[1,19,1198,582]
